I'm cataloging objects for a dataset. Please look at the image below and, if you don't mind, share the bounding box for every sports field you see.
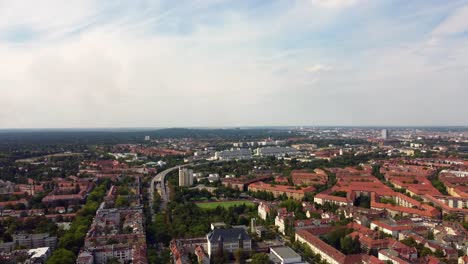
[195,200,255,209]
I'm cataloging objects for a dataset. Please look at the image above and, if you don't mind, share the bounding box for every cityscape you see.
[1,1,468,264]
[0,127,467,264]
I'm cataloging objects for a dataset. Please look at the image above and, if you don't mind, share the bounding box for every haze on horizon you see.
[1,0,468,129]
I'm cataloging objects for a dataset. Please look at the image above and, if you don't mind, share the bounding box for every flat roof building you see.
[269,246,305,264]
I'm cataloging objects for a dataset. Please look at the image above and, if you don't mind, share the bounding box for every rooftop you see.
[207,227,251,244]
[270,246,301,260]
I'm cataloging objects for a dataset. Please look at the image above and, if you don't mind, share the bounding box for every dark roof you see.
[207,228,251,244]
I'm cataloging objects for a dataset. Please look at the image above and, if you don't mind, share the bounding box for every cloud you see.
[432,5,468,36]
[309,0,359,9]
[305,64,332,73]
[0,0,99,39]
[0,0,467,127]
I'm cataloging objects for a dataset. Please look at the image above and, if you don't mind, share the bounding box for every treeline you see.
[0,143,90,155]
[288,138,369,148]
[168,186,241,203]
[430,173,449,195]
[148,183,257,247]
[322,228,361,255]
[280,199,307,219]
[46,180,110,264]
[285,152,389,173]
[0,128,297,145]
[148,201,256,247]
[0,216,58,243]
[290,240,327,264]
[191,160,256,178]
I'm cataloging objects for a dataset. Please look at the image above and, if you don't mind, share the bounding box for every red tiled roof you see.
[248,181,315,194]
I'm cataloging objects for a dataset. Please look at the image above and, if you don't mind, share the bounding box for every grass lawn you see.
[196,200,255,210]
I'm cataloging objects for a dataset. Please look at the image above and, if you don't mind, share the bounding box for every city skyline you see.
[1,0,468,128]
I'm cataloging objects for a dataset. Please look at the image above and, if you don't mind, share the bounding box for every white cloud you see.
[0,1,467,127]
[305,64,332,73]
[309,0,359,9]
[0,0,99,37]
[432,5,468,36]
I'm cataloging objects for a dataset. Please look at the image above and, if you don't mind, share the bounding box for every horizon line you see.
[0,125,467,131]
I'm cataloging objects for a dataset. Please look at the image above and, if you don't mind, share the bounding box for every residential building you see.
[275,210,294,235]
[248,182,314,200]
[258,201,278,220]
[222,175,272,191]
[291,169,328,186]
[370,220,414,238]
[206,228,252,257]
[179,167,194,187]
[13,233,57,250]
[378,249,411,264]
[295,229,368,264]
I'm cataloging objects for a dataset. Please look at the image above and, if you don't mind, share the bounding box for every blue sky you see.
[0,0,467,128]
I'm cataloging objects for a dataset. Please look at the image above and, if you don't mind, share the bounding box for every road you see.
[148,161,222,221]
[148,164,190,221]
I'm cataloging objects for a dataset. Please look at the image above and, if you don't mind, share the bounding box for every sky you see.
[1,0,468,128]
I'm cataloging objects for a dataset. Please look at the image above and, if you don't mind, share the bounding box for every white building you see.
[179,168,194,187]
[258,202,269,220]
[441,170,468,177]
[27,247,51,263]
[275,212,294,235]
[255,147,299,157]
[208,173,220,183]
[382,129,389,140]
[214,149,252,161]
[269,246,305,264]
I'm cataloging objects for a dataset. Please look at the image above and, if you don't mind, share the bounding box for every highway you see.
[148,161,220,221]
[148,164,190,221]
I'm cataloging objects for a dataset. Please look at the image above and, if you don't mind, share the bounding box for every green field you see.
[196,200,255,209]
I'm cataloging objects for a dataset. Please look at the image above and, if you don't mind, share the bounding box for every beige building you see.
[179,167,194,187]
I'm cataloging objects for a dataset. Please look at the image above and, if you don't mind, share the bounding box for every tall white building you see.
[179,167,194,187]
[382,129,389,140]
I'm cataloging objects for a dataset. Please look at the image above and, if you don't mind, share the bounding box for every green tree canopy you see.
[251,253,271,264]
[46,249,76,264]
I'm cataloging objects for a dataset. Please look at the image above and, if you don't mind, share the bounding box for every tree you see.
[106,257,120,264]
[434,249,445,258]
[427,231,434,240]
[234,249,245,264]
[400,237,417,248]
[251,253,271,264]
[340,236,361,254]
[420,247,432,257]
[211,247,228,264]
[46,248,76,264]
[115,196,129,208]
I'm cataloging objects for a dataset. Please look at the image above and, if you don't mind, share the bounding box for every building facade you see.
[206,228,252,257]
[179,168,194,187]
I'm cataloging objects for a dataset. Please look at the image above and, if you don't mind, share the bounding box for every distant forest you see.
[0,128,294,146]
